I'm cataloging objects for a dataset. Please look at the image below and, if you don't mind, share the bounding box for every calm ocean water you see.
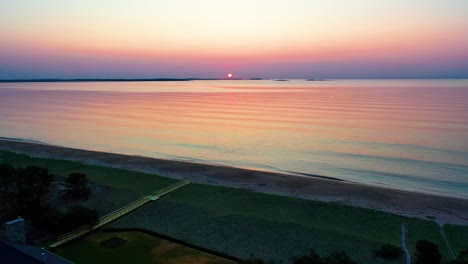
[0,79,467,198]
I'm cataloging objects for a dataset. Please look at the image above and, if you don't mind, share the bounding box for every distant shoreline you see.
[0,78,218,83]
[1,78,466,83]
[0,78,328,83]
[0,138,467,225]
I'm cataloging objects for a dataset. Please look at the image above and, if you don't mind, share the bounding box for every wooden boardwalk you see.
[48,179,191,248]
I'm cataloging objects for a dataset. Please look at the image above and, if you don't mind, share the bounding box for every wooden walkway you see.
[48,179,191,248]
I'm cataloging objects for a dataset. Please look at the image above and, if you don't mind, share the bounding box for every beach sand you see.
[0,139,467,225]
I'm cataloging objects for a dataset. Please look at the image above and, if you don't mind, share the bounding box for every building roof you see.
[0,241,43,264]
[0,240,74,264]
[6,217,24,225]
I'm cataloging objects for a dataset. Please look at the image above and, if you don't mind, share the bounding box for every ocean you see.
[0,79,467,198]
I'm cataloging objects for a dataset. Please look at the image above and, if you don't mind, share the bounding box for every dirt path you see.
[439,224,455,260]
[401,223,411,264]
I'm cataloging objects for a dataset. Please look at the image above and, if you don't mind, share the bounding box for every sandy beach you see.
[0,139,467,225]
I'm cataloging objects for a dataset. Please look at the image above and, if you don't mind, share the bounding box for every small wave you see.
[281,170,345,181]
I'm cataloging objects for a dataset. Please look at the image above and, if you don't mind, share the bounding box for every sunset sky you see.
[1,0,467,79]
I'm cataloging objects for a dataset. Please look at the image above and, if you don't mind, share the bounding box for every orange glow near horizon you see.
[1,0,467,78]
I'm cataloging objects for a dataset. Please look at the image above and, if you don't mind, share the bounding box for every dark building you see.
[0,240,43,264]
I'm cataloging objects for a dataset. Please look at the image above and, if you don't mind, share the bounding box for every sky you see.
[0,0,467,79]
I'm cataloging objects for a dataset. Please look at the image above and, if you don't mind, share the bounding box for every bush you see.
[59,206,99,233]
[32,206,99,235]
[322,251,357,264]
[292,249,357,264]
[449,248,468,264]
[239,256,277,264]
[414,240,442,264]
[293,249,322,264]
[373,244,403,259]
[32,207,65,234]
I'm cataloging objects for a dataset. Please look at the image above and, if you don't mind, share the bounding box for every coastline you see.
[0,139,467,225]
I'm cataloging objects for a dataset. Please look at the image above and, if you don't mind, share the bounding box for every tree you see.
[8,166,54,219]
[64,173,91,199]
[0,164,15,210]
[293,249,323,264]
[32,207,65,234]
[59,206,99,233]
[373,244,403,260]
[414,240,442,264]
[0,164,14,190]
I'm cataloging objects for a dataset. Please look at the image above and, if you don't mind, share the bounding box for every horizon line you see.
[1,77,468,83]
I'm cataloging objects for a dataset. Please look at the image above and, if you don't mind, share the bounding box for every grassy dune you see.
[1,149,466,263]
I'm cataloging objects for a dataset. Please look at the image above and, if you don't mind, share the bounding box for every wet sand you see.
[0,139,467,225]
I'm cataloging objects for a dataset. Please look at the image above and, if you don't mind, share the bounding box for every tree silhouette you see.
[64,172,91,199]
[0,164,14,190]
[8,166,54,219]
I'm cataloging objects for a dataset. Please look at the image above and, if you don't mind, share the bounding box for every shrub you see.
[292,249,357,264]
[32,207,65,234]
[292,249,322,264]
[322,251,357,264]
[59,206,99,233]
[373,244,403,259]
[414,240,442,264]
[449,248,468,264]
[239,256,277,264]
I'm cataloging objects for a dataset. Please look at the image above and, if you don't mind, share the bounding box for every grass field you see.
[53,231,234,264]
[444,224,468,257]
[0,150,176,193]
[1,149,467,263]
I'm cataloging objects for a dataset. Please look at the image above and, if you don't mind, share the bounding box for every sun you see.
[227,73,233,78]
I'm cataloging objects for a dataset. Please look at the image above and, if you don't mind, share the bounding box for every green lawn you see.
[113,184,451,263]
[53,231,234,264]
[444,224,468,257]
[1,149,466,263]
[0,150,176,193]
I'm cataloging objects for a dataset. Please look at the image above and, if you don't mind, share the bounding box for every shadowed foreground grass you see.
[444,225,468,257]
[53,231,234,264]
[1,149,467,263]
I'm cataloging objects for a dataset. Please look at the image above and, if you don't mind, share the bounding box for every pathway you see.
[439,224,455,260]
[401,223,411,264]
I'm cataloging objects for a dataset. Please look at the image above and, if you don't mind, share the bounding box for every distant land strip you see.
[0,78,220,83]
